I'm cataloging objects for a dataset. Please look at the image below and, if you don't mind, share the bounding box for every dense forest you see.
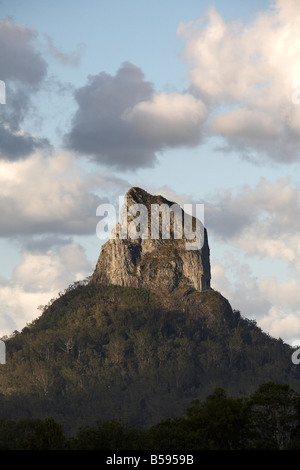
[0,281,300,439]
[1,382,300,450]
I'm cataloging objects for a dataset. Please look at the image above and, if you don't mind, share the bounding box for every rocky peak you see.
[91,187,211,295]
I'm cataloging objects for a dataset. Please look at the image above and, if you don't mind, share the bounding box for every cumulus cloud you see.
[177,0,300,164]
[13,243,91,293]
[211,257,272,319]
[65,62,206,170]
[0,283,51,336]
[0,19,52,160]
[0,150,121,236]
[211,258,300,344]
[0,20,47,86]
[259,307,300,343]
[204,177,300,274]
[0,242,93,336]
[122,92,206,147]
[259,277,300,312]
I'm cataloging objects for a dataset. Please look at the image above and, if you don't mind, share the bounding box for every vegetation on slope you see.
[0,281,299,435]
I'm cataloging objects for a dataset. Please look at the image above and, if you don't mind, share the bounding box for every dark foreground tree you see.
[185,388,250,449]
[248,382,300,449]
[71,419,144,450]
[18,418,67,450]
[2,382,300,450]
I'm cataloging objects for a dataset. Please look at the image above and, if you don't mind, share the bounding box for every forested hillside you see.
[0,281,299,436]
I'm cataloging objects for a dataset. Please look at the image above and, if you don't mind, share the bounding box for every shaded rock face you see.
[91,187,211,295]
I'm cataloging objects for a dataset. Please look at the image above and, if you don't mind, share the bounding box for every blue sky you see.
[1,0,300,346]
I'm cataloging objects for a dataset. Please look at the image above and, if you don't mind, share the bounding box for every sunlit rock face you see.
[91,187,211,295]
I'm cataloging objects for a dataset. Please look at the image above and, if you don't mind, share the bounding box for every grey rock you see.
[91,187,211,295]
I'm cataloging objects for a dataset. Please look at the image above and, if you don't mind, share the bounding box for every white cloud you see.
[65,62,207,170]
[211,257,272,319]
[177,0,300,163]
[13,243,90,292]
[0,19,51,159]
[211,257,300,344]
[0,149,111,236]
[122,92,206,146]
[259,306,300,341]
[0,284,51,336]
[259,277,300,311]
[210,108,277,139]
[0,242,93,337]
[205,177,300,274]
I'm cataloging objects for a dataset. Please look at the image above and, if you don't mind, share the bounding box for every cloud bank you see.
[0,19,51,159]
[205,177,300,275]
[0,241,92,336]
[63,0,300,170]
[65,62,207,170]
[178,0,300,164]
[0,150,104,236]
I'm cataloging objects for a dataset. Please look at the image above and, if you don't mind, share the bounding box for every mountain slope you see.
[1,281,299,434]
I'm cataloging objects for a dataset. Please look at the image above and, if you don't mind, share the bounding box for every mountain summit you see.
[91,187,211,294]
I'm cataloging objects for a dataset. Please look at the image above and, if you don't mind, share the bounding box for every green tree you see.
[248,382,300,449]
[186,388,250,449]
[72,419,143,450]
[145,417,201,450]
[19,418,67,450]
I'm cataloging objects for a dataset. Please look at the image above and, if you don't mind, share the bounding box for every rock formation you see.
[91,187,211,295]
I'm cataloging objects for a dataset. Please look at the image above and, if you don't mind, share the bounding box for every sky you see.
[1,0,300,347]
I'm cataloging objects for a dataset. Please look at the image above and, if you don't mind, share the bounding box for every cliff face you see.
[91,187,211,295]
